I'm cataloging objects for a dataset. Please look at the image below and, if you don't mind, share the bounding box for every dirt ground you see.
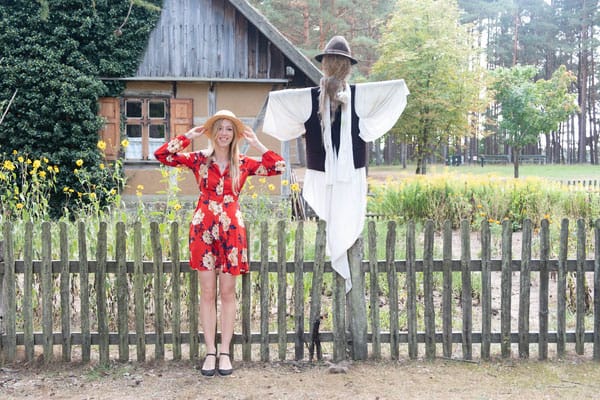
[3,355,600,400]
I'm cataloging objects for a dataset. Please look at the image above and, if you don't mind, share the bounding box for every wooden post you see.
[347,237,367,360]
[332,270,346,362]
[556,219,569,358]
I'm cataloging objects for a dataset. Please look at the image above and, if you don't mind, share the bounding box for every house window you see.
[124,98,168,160]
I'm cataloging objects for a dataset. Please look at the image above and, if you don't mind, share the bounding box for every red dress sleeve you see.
[242,150,286,177]
[153,135,201,169]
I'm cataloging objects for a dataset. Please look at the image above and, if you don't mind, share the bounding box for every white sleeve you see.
[355,79,410,142]
[262,87,313,141]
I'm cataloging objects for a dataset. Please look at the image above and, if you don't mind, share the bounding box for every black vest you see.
[304,86,366,172]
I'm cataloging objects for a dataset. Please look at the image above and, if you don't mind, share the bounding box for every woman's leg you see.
[218,272,237,370]
[199,270,218,370]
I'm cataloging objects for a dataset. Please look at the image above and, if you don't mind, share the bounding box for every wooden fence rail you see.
[1,218,600,366]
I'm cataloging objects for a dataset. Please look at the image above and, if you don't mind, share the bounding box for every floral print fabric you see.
[154,135,285,275]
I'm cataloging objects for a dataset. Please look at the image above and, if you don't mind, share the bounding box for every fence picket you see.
[293,221,305,361]
[348,237,367,360]
[461,219,473,360]
[500,220,512,359]
[242,225,252,361]
[23,221,33,362]
[386,221,398,360]
[406,221,417,359]
[150,221,165,361]
[116,221,129,362]
[442,220,453,358]
[259,221,270,362]
[171,221,182,361]
[41,221,53,362]
[59,222,71,362]
[576,219,586,355]
[557,219,568,357]
[2,221,16,362]
[480,220,491,360]
[96,222,109,365]
[78,221,91,362]
[133,221,146,362]
[539,219,550,360]
[277,220,287,361]
[519,219,532,358]
[368,220,381,360]
[424,220,435,360]
[308,220,326,361]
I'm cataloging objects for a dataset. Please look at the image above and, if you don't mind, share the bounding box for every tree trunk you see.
[513,147,520,178]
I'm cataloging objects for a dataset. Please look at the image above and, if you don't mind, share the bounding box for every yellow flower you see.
[74,169,79,174]
[43,157,48,163]
[53,166,59,173]
[76,159,84,167]
[290,183,301,193]
[109,189,117,195]
[77,192,82,198]
[99,163,105,170]
[137,184,144,191]
[0,172,6,181]
[97,140,107,151]
[89,193,97,200]
[281,179,289,186]
[26,159,32,164]
[251,193,258,199]
[47,165,53,172]
[3,160,15,171]
[12,150,17,155]
[477,204,483,209]
[173,203,182,211]
[121,139,129,148]
[543,214,550,220]
[16,203,24,210]
[259,177,266,184]
[63,186,69,192]
[38,171,46,179]
[32,159,41,169]
[17,156,24,163]
[268,184,275,191]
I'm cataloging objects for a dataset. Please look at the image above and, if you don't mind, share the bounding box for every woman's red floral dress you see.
[154,136,285,275]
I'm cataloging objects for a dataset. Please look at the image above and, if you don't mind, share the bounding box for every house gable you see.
[133,0,321,86]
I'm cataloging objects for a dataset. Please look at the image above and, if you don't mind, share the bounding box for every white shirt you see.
[263,79,409,291]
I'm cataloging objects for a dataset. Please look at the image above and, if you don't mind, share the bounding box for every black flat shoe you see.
[217,353,233,376]
[200,353,216,377]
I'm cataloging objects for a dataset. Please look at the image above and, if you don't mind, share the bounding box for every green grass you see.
[368,163,600,180]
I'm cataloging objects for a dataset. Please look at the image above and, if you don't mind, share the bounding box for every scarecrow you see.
[263,36,409,291]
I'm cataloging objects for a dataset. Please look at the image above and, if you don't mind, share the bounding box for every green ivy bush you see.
[0,0,162,219]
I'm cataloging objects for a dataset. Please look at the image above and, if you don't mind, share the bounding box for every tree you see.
[490,65,578,177]
[371,0,487,174]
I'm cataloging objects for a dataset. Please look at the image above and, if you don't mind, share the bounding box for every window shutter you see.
[98,97,121,160]
[170,99,193,140]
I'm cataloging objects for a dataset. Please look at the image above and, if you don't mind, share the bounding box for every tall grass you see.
[368,173,600,229]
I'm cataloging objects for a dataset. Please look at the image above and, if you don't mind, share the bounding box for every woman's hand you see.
[185,126,206,140]
[242,126,268,154]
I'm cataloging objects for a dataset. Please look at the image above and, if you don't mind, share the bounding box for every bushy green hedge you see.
[0,0,162,218]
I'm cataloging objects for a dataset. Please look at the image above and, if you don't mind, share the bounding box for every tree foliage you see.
[0,0,162,218]
[372,0,488,174]
[491,65,578,177]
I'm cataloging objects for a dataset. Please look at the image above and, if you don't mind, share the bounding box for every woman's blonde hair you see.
[206,119,242,194]
[319,54,352,124]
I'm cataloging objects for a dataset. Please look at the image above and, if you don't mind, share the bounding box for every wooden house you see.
[98,0,321,198]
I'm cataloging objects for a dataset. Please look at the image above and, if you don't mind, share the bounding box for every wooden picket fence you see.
[1,218,600,366]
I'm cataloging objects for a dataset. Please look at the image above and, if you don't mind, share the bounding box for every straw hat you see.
[315,35,358,65]
[204,110,246,137]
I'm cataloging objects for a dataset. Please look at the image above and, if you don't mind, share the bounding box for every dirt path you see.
[2,356,600,400]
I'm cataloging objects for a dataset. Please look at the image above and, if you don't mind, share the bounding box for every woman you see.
[154,109,285,376]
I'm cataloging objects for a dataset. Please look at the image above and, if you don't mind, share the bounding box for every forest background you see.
[249,0,599,173]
